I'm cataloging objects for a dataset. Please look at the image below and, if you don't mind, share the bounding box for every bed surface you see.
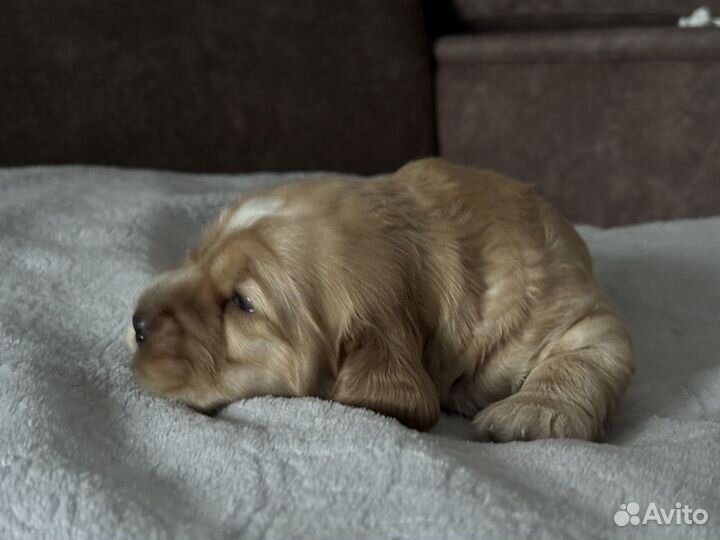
[1,167,718,540]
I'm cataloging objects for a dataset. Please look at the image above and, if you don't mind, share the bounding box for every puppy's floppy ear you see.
[332,319,440,431]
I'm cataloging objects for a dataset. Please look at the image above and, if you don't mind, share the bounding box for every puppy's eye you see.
[231,292,255,313]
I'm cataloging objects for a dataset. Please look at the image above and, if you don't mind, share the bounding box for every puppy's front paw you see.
[472,394,596,442]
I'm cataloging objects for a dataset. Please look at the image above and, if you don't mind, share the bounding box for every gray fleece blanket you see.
[0,166,718,540]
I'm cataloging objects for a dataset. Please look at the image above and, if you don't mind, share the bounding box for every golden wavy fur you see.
[130,158,633,441]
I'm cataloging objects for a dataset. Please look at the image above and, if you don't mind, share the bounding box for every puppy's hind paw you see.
[472,394,597,442]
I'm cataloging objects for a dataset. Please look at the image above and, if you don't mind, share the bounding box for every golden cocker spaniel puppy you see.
[130,158,633,441]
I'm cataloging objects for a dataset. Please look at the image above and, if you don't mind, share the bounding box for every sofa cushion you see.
[435,28,720,226]
[0,0,433,174]
[452,0,720,29]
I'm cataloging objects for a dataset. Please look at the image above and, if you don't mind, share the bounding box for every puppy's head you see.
[129,190,440,429]
[129,198,331,412]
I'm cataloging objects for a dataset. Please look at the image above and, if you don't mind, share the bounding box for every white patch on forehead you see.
[150,264,199,290]
[225,198,284,233]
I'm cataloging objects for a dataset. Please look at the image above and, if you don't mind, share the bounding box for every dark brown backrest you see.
[0,0,434,174]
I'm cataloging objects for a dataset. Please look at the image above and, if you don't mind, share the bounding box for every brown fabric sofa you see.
[2,0,720,225]
[436,1,720,226]
[0,0,434,174]
[436,27,720,225]
[448,0,720,29]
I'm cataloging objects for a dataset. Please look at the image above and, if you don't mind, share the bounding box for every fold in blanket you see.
[0,167,718,540]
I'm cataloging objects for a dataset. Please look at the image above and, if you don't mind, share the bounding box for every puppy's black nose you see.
[132,313,150,345]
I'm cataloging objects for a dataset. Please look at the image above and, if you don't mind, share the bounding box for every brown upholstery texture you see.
[450,0,720,30]
[0,0,434,174]
[436,28,720,226]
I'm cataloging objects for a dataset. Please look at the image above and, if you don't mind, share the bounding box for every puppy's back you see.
[393,158,591,272]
